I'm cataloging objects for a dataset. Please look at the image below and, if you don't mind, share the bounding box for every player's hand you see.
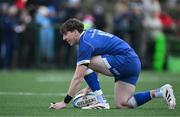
[81,87,92,97]
[49,101,67,109]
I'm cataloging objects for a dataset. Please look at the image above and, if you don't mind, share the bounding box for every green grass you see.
[0,70,179,116]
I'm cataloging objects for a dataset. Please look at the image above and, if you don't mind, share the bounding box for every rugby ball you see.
[72,92,97,108]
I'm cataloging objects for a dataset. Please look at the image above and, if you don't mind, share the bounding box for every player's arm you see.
[49,39,93,109]
[49,64,88,109]
[62,64,88,104]
[67,64,87,97]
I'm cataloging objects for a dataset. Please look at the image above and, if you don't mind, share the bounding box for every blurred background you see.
[0,0,180,72]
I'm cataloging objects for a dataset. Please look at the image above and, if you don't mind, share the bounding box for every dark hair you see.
[61,18,84,34]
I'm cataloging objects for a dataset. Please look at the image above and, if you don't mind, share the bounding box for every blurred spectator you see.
[64,0,81,21]
[83,14,94,30]
[14,0,27,10]
[92,4,107,30]
[144,11,162,42]
[16,10,37,69]
[142,0,161,17]
[0,0,179,70]
[141,0,162,68]
[159,11,175,34]
[143,11,162,68]
[1,5,26,69]
[0,3,9,68]
[35,6,55,65]
[47,6,58,24]
[55,0,82,68]
[129,3,144,57]
[113,0,130,40]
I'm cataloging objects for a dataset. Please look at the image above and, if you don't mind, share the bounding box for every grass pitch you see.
[0,70,179,116]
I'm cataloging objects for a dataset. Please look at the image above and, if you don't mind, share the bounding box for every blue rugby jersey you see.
[76,29,138,65]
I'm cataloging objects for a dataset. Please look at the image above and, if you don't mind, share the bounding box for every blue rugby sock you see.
[84,71,106,103]
[133,91,152,106]
[84,72,101,91]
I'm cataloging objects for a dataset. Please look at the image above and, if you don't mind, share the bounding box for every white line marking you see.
[36,75,69,82]
[0,91,113,97]
[0,92,66,96]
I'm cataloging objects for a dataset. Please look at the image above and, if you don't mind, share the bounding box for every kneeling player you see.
[49,18,176,109]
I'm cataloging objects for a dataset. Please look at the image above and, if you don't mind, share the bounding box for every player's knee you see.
[115,102,128,109]
[115,102,134,109]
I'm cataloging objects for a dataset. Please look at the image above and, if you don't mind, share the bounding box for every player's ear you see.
[73,30,79,38]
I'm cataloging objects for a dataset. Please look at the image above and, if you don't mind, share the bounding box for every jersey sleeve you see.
[77,40,94,66]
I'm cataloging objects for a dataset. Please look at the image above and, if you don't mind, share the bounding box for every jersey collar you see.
[80,31,85,38]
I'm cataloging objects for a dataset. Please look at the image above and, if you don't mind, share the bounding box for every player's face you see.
[63,30,79,46]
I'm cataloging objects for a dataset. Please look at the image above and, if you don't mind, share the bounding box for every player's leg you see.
[114,81,135,108]
[114,80,153,108]
[83,55,150,109]
[88,56,113,76]
[113,57,176,109]
[84,69,107,104]
[87,55,176,109]
[104,55,150,108]
[82,56,113,109]
[102,55,169,109]
[114,81,176,109]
